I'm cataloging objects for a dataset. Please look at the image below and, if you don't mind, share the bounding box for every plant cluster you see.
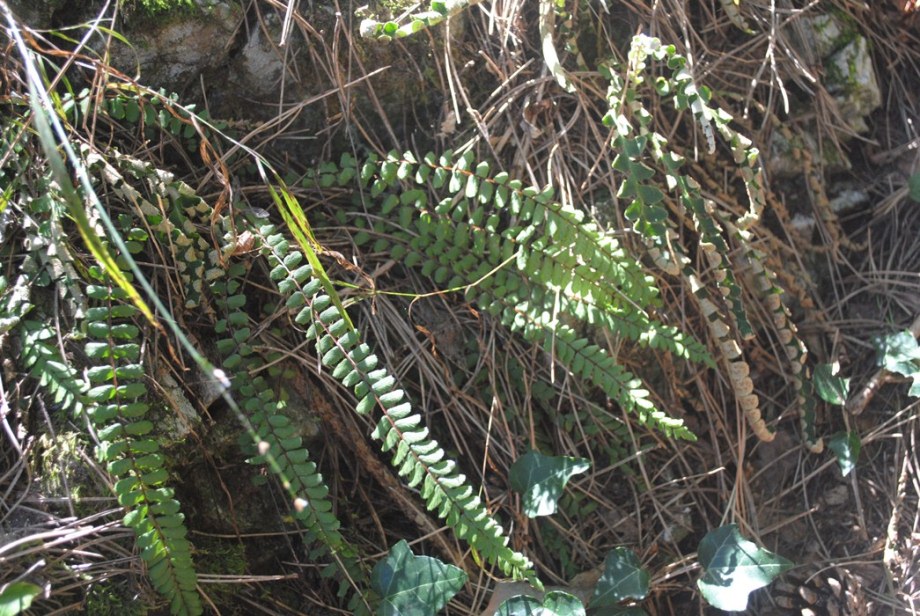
[1,1,875,614]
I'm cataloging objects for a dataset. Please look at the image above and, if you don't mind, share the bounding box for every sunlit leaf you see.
[0,582,42,616]
[697,524,793,611]
[875,331,920,376]
[497,591,585,616]
[371,540,466,616]
[509,452,590,517]
[590,547,649,608]
[813,363,850,406]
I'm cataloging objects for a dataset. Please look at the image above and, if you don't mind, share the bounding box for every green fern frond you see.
[209,260,372,612]
[255,221,536,582]
[314,149,707,438]
[357,0,477,41]
[84,149,217,312]
[83,282,201,616]
[19,320,87,416]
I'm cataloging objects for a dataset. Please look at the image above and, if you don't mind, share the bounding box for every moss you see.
[124,0,195,16]
[85,579,149,616]
[32,432,96,512]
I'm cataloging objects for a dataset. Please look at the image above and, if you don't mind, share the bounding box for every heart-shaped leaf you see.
[497,591,585,616]
[813,363,850,406]
[589,547,649,608]
[371,540,467,616]
[828,431,861,476]
[875,331,920,377]
[697,524,793,611]
[0,582,42,616]
[509,452,590,517]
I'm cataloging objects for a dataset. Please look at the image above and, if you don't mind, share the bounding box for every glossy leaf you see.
[875,331,920,377]
[697,524,793,611]
[813,363,850,406]
[589,547,649,608]
[497,591,585,616]
[828,431,861,476]
[509,452,590,517]
[371,540,467,616]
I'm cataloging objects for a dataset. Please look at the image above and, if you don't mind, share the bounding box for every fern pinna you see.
[253,219,536,582]
[307,150,711,441]
[82,277,201,616]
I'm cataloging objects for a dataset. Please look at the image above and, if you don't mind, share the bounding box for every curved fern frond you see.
[255,221,536,582]
[310,149,707,439]
[600,34,823,447]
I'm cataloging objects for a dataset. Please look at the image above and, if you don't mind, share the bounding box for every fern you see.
[604,34,820,446]
[209,258,373,612]
[311,149,708,439]
[357,0,479,41]
[255,220,536,582]
[82,279,201,616]
[19,320,87,416]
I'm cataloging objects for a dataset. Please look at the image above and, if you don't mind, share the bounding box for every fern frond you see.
[255,222,536,582]
[84,149,217,312]
[729,222,822,452]
[357,0,478,41]
[19,320,87,416]
[83,282,201,616]
[209,261,372,612]
[316,150,707,438]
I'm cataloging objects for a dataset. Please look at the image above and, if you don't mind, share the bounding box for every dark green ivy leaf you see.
[371,539,466,616]
[697,524,793,611]
[509,452,590,517]
[828,431,861,476]
[497,591,585,616]
[589,547,649,608]
[813,363,850,406]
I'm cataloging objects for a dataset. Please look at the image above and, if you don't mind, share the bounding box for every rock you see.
[801,14,882,134]
[107,1,243,92]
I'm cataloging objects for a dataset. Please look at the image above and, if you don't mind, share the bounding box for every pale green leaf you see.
[497,591,585,616]
[0,582,42,616]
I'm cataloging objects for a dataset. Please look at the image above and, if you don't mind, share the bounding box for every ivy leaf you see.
[875,331,920,377]
[697,524,793,611]
[813,363,850,406]
[497,591,585,616]
[589,547,649,608]
[828,431,861,476]
[908,172,920,203]
[371,540,467,616]
[509,452,590,517]
[0,582,42,616]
